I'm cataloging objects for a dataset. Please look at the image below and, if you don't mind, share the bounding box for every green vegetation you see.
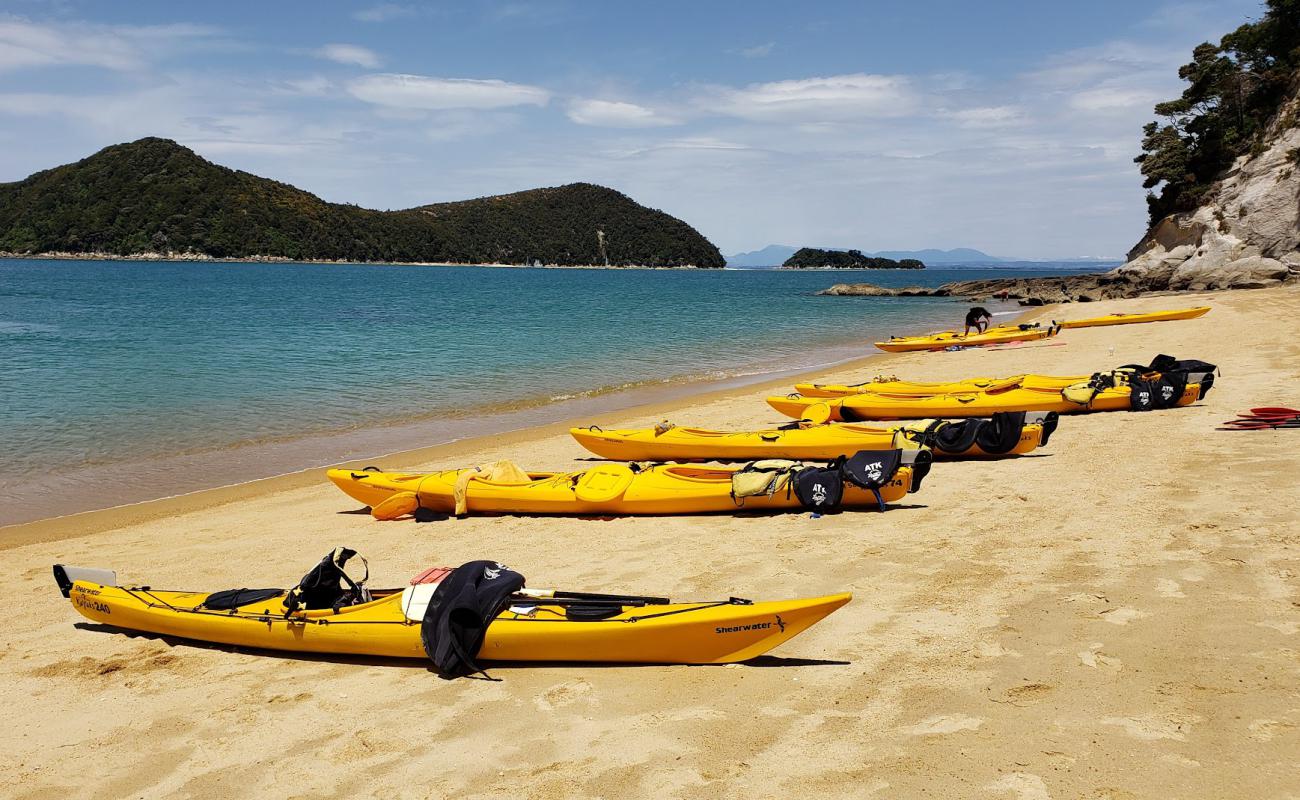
[782,248,924,269]
[1136,0,1300,223]
[0,138,725,267]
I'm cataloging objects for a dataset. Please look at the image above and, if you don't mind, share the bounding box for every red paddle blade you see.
[1248,407,1300,417]
[1219,419,1300,430]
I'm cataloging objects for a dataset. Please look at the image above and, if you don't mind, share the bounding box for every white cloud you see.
[314,43,381,68]
[708,73,917,121]
[566,99,676,128]
[1070,87,1159,112]
[0,19,217,73]
[352,4,416,23]
[946,105,1026,129]
[347,73,550,110]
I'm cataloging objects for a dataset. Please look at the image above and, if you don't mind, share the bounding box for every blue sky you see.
[0,0,1267,258]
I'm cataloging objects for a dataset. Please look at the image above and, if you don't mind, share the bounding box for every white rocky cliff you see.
[1117,84,1300,291]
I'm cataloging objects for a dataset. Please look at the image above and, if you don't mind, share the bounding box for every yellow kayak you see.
[874,323,1057,353]
[768,381,1203,420]
[328,458,923,517]
[55,566,850,665]
[793,374,1085,398]
[1058,306,1210,329]
[570,412,1054,461]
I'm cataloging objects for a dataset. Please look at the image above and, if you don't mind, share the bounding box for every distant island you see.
[727,245,1009,267]
[781,248,924,269]
[0,138,725,268]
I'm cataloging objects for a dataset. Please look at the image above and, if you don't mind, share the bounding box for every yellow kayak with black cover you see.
[327,456,925,517]
[793,374,1084,398]
[570,412,1054,461]
[768,377,1205,420]
[1058,306,1210,329]
[874,323,1057,353]
[54,565,850,665]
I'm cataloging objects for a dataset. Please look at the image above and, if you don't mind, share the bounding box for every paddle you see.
[1217,420,1300,430]
[1218,408,1300,430]
[515,588,670,605]
[1246,407,1300,417]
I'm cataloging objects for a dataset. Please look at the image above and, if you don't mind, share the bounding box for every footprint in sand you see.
[901,714,984,735]
[534,678,594,711]
[1101,713,1202,741]
[1248,719,1296,742]
[1078,643,1123,671]
[971,641,1020,659]
[996,682,1053,706]
[987,772,1050,800]
[1098,607,1148,626]
[1155,578,1185,598]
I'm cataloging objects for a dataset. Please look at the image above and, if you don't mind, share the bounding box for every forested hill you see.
[0,138,724,267]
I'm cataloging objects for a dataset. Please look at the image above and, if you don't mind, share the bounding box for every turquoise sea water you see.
[0,258,1104,525]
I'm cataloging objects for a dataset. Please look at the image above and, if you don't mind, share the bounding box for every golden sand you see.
[3,287,1298,798]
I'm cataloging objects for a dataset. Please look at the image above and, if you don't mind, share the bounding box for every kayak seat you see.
[202,587,284,610]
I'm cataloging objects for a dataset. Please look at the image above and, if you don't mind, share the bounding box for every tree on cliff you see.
[1136,0,1300,223]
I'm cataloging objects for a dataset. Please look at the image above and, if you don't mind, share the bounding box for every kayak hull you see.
[793,374,1085,398]
[768,382,1202,420]
[874,325,1054,353]
[66,580,851,664]
[1058,306,1210,329]
[327,463,917,516]
[570,422,1044,461]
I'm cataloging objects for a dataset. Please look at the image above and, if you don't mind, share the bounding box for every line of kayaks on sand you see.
[874,305,1210,352]
[56,309,1217,675]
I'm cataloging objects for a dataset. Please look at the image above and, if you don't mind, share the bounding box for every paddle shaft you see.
[516,587,670,605]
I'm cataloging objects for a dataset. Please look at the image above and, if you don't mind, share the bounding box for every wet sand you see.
[3,287,1298,799]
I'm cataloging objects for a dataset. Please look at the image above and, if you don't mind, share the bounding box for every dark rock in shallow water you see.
[815,283,948,297]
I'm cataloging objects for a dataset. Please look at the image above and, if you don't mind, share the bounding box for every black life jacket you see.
[841,449,911,509]
[1152,371,1188,408]
[1131,355,1217,399]
[282,547,370,615]
[1128,377,1158,411]
[793,463,845,511]
[421,560,526,679]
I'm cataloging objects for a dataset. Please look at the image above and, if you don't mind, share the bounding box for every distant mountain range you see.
[726,245,1007,268]
[0,138,725,267]
[726,245,1119,268]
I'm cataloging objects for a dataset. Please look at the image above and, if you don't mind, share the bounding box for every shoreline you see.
[0,251,720,270]
[0,289,1027,531]
[0,297,1045,548]
[0,337,920,548]
[1,298,1045,545]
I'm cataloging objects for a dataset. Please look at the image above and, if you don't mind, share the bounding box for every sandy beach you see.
[4,287,1298,799]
